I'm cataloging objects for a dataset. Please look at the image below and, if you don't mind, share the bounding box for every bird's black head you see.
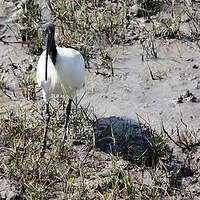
[43,22,57,68]
[43,22,57,81]
[43,22,55,51]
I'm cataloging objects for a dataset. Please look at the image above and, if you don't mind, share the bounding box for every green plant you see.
[19,74,36,101]
[16,0,43,55]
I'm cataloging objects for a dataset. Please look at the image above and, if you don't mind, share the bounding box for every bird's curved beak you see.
[45,33,51,81]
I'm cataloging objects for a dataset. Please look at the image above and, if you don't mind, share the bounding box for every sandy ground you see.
[84,41,200,132]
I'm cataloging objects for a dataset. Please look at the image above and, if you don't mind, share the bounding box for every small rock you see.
[32,57,37,62]
[184,17,191,23]
[26,64,33,71]
[192,64,199,69]
[177,90,199,103]
[190,95,198,103]
[177,96,183,103]
[186,58,194,62]
[183,90,192,98]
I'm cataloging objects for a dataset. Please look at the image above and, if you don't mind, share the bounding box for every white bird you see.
[37,22,85,152]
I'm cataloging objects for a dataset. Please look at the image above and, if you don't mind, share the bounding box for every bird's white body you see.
[37,47,85,102]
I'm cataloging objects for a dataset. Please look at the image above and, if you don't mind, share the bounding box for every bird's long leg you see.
[63,98,72,141]
[42,102,50,153]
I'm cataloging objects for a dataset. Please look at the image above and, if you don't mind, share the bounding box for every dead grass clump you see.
[16,0,43,55]
[0,103,199,199]
[0,103,94,198]
[183,0,200,41]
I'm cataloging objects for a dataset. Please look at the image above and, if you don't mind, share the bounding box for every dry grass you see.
[0,101,199,199]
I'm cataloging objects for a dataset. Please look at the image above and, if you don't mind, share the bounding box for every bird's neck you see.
[49,40,57,65]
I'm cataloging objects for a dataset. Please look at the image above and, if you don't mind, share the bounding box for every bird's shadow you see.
[92,116,195,191]
[93,116,160,165]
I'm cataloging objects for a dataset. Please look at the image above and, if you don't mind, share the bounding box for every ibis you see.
[37,22,85,152]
